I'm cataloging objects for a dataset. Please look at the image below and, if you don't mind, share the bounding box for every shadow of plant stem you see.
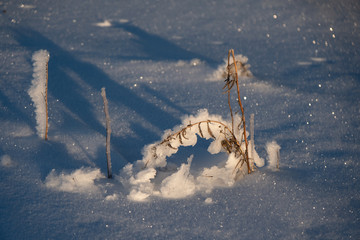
[145,49,252,177]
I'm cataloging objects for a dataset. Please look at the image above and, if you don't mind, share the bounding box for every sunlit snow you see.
[0,0,359,239]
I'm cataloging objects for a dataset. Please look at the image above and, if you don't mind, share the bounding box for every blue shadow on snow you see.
[11,26,189,166]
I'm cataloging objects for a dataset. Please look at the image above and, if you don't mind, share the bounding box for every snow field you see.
[119,108,267,201]
[0,0,359,239]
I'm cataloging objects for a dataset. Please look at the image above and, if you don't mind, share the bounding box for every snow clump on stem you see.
[28,50,50,139]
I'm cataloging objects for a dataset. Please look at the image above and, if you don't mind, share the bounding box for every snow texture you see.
[45,167,104,193]
[28,50,49,139]
[0,155,13,167]
[266,141,281,170]
[1,0,359,239]
[208,54,252,81]
[160,155,196,199]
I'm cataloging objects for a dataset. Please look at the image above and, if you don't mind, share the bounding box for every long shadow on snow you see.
[111,121,160,162]
[28,138,87,181]
[12,26,185,163]
[111,22,217,65]
[0,89,34,126]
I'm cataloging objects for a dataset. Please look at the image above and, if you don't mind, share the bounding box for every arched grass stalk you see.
[144,49,253,177]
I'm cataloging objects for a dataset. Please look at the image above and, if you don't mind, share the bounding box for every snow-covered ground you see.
[1,0,359,239]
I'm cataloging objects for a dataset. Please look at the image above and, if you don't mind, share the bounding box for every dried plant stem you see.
[144,119,246,168]
[101,87,112,179]
[226,51,234,133]
[250,113,255,171]
[160,120,236,145]
[228,89,234,132]
[230,49,251,174]
[144,49,253,176]
[44,60,49,141]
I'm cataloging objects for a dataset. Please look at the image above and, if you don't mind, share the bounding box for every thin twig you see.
[144,119,243,168]
[250,113,255,171]
[226,50,234,133]
[101,87,112,179]
[44,59,49,140]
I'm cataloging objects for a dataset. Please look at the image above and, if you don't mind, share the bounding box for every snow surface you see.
[1,0,360,239]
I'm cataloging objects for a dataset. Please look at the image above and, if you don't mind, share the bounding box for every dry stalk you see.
[101,87,112,179]
[44,59,49,141]
[232,50,250,173]
[144,49,252,176]
[144,119,247,171]
[250,113,255,171]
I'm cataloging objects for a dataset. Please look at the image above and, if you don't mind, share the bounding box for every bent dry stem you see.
[145,49,252,177]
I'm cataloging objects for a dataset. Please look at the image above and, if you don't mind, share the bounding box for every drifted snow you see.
[266,141,281,170]
[120,109,260,201]
[45,167,104,193]
[0,0,359,239]
[159,155,196,199]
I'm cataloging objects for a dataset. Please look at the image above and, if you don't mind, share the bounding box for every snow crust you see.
[45,167,104,193]
[1,0,359,239]
[266,141,281,170]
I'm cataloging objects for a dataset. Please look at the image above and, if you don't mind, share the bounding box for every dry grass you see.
[145,49,253,177]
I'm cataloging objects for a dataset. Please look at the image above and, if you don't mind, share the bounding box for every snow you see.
[159,155,196,199]
[266,141,281,170]
[120,108,257,201]
[45,167,105,193]
[0,155,13,167]
[1,0,359,239]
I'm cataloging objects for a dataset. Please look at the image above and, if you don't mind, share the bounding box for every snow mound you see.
[266,141,281,170]
[45,167,105,193]
[105,194,119,201]
[120,109,261,201]
[1,155,13,167]
[159,155,196,199]
[94,20,112,27]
